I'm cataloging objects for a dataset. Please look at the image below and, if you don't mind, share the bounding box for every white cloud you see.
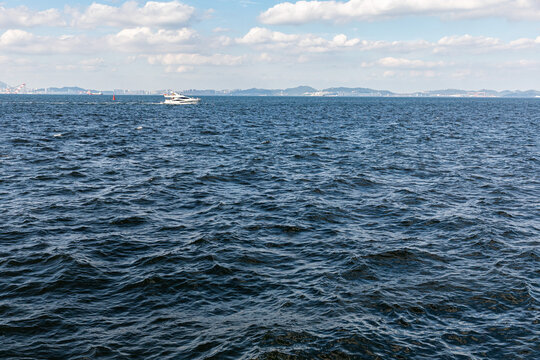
[237,27,360,53]
[3,26,538,61]
[0,55,32,66]
[499,59,540,68]
[332,34,360,47]
[237,27,298,45]
[106,27,198,52]
[0,29,88,54]
[237,28,540,57]
[352,39,431,53]
[259,0,540,25]
[434,34,540,53]
[0,29,35,45]
[168,65,194,73]
[434,34,502,53]
[111,27,196,44]
[0,27,200,55]
[370,57,446,69]
[361,56,540,80]
[69,1,196,28]
[0,5,64,27]
[211,35,233,47]
[257,52,275,62]
[437,34,501,47]
[146,53,244,66]
[508,36,540,49]
[0,2,197,29]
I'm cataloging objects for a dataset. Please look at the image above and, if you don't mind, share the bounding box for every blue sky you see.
[0,0,539,92]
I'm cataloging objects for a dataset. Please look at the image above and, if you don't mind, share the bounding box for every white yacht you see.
[163,92,200,105]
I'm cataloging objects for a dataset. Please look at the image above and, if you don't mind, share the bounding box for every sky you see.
[0,0,539,92]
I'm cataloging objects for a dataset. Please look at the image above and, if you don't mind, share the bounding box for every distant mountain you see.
[231,88,276,96]
[417,89,468,96]
[282,86,318,96]
[32,86,107,94]
[411,89,540,98]
[323,87,395,96]
[32,86,87,94]
[183,86,318,96]
[181,87,540,97]
[498,90,540,97]
[6,83,539,97]
[182,89,227,96]
[476,89,501,97]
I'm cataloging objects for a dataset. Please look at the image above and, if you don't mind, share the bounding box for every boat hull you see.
[163,98,200,105]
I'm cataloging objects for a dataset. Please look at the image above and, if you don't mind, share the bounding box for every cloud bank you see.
[0,5,64,27]
[236,27,540,55]
[0,1,196,29]
[68,1,196,28]
[259,0,540,24]
[0,1,538,90]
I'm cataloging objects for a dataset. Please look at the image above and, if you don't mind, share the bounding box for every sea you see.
[0,95,538,359]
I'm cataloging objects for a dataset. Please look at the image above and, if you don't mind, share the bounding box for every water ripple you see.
[0,95,538,359]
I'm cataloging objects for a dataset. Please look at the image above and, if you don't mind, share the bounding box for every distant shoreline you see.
[1,93,539,99]
[1,83,539,98]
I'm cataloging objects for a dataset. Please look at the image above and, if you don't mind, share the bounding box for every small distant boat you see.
[86,90,103,95]
[163,91,200,105]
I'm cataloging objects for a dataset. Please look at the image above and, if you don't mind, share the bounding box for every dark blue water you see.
[1,95,538,359]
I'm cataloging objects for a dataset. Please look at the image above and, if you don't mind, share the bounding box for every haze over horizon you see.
[0,0,539,92]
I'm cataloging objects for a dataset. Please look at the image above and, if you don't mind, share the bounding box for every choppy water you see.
[1,95,539,359]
